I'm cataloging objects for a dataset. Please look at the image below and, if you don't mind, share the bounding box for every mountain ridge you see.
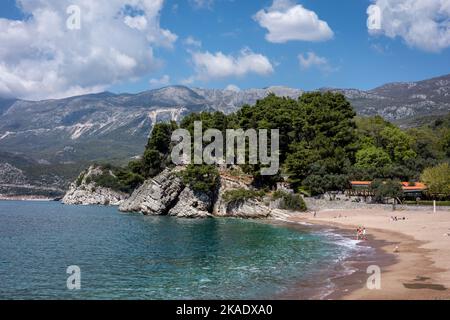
[0,73,449,197]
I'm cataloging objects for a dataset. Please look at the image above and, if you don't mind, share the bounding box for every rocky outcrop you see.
[107,166,298,219]
[119,167,216,218]
[213,172,251,214]
[216,199,272,219]
[168,187,213,218]
[119,168,184,215]
[62,166,128,206]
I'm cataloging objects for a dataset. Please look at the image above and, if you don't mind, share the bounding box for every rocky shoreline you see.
[62,166,129,206]
[62,165,287,219]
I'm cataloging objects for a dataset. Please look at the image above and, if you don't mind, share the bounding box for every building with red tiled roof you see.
[348,181,427,198]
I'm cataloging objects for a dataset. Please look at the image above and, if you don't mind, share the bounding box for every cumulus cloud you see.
[189,48,274,81]
[367,0,450,52]
[184,36,202,48]
[0,0,177,100]
[254,0,334,43]
[149,75,170,88]
[298,52,336,73]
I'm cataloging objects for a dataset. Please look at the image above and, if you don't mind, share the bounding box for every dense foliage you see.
[179,164,220,193]
[272,191,307,211]
[370,179,403,203]
[222,189,266,205]
[421,163,450,198]
[90,164,144,194]
[351,115,450,184]
[91,93,450,199]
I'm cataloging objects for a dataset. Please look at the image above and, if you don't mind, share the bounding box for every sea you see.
[0,200,368,300]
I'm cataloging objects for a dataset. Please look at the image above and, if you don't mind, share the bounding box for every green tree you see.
[371,179,403,210]
[421,163,450,198]
[147,121,178,154]
[180,164,219,193]
[443,132,450,158]
[355,115,391,147]
[379,126,416,163]
[355,146,391,170]
[140,122,179,178]
[142,149,163,178]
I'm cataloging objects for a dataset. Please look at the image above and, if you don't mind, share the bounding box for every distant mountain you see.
[0,74,449,196]
[0,86,304,166]
[323,74,450,121]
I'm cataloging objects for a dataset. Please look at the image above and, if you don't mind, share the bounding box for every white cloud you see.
[190,0,214,9]
[149,75,170,88]
[184,36,202,48]
[298,52,335,73]
[124,15,148,31]
[189,48,274,81]
[254,0,334,43]
[225,84,240,92]
[0,0,177,100]
[367,0,450,52]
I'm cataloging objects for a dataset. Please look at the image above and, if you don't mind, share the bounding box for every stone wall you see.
[304,197,450,212]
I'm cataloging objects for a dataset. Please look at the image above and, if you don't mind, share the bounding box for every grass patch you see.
[404,200,450,206]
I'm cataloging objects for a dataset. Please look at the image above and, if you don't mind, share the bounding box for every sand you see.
[286,208,450,300]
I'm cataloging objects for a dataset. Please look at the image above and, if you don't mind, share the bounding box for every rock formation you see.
[64,165,296,219]
[62,166,129,206]
[119,168,184,215]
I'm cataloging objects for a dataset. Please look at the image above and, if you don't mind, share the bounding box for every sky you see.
[0,0,449,100]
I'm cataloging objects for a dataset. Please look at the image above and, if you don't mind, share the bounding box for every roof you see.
[401,182,427,191]
[350,181,427,191]
[350,181,372,186]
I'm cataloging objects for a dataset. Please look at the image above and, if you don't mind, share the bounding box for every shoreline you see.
[0,197,57,202]
[284,209,450,300]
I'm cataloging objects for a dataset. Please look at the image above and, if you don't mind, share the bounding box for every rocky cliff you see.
[62,166,129,206]
[63,164,300,218]
[118,167,279,219]
[215,199,272,219]
[119,167,215,218]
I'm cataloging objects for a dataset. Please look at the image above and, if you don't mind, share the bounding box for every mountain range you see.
[0,73,449,197]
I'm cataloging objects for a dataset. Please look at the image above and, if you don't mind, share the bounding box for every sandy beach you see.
[286,208,450,300]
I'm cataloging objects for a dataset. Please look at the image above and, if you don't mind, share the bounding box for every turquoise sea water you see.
[0,201,361,300]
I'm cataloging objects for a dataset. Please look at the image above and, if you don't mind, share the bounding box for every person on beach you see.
[362,228,367,241]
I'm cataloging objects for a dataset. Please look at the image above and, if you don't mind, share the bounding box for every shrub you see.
[76,172,85,187]
[222,189,266,205]
[272,191,307,212]
[370,179,403,205]
[180,165,219,193]
[87,165,144,194]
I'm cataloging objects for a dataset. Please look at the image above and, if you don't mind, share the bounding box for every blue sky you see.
[0,0,449,100]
